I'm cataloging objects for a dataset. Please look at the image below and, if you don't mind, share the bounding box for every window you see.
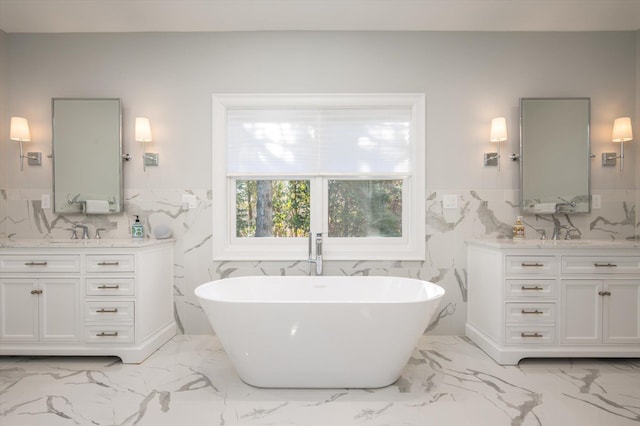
[212,94,425,260]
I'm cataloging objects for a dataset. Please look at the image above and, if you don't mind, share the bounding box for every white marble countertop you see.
[0,237,175,248]
[466,238,640,250]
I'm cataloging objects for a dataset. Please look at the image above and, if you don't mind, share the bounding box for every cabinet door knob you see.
[521,262,544,267]
[96,308,119,313]
[521,309,543,315]
[30,289,43,295]
[97,284,120,289]
[97,261,120,266]
[598,290,612,296]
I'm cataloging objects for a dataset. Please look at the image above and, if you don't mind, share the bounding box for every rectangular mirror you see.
[52,98,123,214]
[520,98,590,214]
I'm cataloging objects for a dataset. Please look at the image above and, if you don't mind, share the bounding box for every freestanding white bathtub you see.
[195,276,445,389]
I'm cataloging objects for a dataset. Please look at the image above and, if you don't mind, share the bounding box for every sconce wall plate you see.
[484,153,499,166]
[27,152,42,166]
[144,153,159,166]
[602,152,618,166]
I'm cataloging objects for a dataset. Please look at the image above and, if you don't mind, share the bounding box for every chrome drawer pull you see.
[598,291,612,296]
[97,284,120,289]
[521,285,544,291]
[96,308,119,313]
[521,332,543,338]
[594,263,617,268]
[521,262,544,267]
[97,261,120,266]
[96,332,119,337]
[24,261,47,266]
[30,289,43,295]
[521,309,543,315]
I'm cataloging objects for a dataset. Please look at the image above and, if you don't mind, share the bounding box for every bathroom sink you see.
[550,240,591,245]
[1,238,169,249]
[46,239,102,246]
[544,239,634,248]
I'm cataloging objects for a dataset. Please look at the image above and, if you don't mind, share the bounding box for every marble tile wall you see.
[0,187,636,335]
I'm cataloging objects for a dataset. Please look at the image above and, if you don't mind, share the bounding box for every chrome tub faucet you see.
[308,233,323,275]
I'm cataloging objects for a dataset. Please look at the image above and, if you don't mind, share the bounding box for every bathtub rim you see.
[194,275,444,304]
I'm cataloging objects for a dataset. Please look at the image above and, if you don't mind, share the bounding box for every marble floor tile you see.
[1,335,638,425]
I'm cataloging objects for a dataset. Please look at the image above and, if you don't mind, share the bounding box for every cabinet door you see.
[604,280,640,344]
[39,279,80,342]
[561,280,602,344]
[0,279,38,342]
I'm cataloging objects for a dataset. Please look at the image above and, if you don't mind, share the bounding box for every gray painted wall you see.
[2,31,636,191]
[0,30,7,197]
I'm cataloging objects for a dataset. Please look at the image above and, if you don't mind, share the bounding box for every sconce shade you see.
[490,117,507,142]
[135,117,152,142]
[612,117,633,142]
[10,117,31,142]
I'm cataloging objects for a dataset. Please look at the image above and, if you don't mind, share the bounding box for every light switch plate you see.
[41,194,50,209]
[443,194,458,209]
[592,194,601,210]
[182,194,197,209]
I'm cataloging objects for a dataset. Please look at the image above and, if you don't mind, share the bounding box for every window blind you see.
[226,108,411,176]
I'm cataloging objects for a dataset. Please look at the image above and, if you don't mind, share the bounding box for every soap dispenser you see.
[132,215,144,239]
[513,216,525,239]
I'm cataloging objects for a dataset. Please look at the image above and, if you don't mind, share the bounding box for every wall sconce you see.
[9,116,41,171]
[484,117,507,170]
[135,117,158,171]
[602,117,633,170]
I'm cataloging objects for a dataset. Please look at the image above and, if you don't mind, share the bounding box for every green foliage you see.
[236,180,310,237]
[235,179,402,238]
[328,180,402,237]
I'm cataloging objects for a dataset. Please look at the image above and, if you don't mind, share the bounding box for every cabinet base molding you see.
[467,320,640,365]
[0,322,176,364]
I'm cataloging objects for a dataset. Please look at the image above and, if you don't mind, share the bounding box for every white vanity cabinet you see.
[560,257,640,347]
[466,240,640,365]
[0,239,176,363]
[0,277,80,342]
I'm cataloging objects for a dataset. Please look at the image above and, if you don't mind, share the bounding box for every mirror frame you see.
[52,98,124,214]
[519,97,591,215]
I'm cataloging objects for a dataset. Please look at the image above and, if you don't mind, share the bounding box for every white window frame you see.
[212,93,425,261]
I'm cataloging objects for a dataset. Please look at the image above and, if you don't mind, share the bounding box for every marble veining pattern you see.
[1,335,638,426]
[0,188,637,335]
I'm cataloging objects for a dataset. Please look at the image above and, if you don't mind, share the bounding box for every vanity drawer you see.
[84,301,134,323]
[83,325,134,344]
[505,279,557,299]
[505,256,558,276]
[505,302,556,324]
[0,254,80,273]
[505,326,556,345]
[85,255,135,273]
[561,256,640,274]
[85,278,135,296]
